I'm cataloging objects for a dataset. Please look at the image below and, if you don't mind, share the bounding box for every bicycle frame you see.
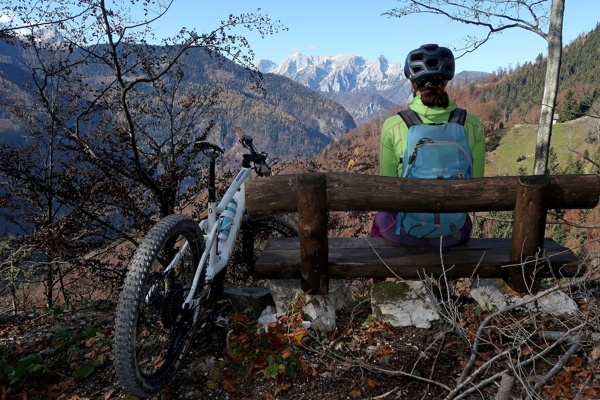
[182,166,251,309]
[168,131,268,311]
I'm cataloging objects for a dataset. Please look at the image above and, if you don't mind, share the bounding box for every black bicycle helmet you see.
[404,44,455,87]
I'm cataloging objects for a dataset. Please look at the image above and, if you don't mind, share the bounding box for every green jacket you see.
[380,97,485,178]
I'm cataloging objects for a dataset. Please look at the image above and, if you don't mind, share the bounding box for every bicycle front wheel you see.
[114,214,205,398]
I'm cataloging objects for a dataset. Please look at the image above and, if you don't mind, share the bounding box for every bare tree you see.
[384,0,565,175]
[0,0,285,307]
[0,236,33,314]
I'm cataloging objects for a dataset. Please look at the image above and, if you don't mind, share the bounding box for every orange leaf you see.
[329,327,339,341]
[84,349,98,359]
[366,379,380,388]
[103,388,115,399]
[289,327,308,344]
[300,360,310,373]
[348,389,361,398]
[206,380,220,390]
[274,383,292,396]
[591,344,600,360]
[556,369,575,385]
[281,351,293,359]
[311,365,318,377]
[221,378,237,393]
[84,337,100,347]
[567,355,582,367]
[520,346,533,356]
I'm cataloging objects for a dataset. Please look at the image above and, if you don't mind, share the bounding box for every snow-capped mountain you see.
[257,53,410,125]
[255,59,278,74]
[258,53,406,94]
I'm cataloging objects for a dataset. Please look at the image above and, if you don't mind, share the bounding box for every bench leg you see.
[508,176,549,294]
[297,174,329,294]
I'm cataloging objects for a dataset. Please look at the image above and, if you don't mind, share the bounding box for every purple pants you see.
[370,211,472,247]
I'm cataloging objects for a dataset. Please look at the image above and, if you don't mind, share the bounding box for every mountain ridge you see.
[258,53,406,94]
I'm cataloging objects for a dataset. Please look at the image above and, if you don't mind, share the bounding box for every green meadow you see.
[485,116,599,176]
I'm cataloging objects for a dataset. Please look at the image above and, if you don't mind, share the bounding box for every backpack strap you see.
[448,108,467,125]
[400,108,467,126]
[398,109,422,127]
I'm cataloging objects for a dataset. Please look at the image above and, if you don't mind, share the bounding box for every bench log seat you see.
[254,237,583,280]
[246,173,600,295]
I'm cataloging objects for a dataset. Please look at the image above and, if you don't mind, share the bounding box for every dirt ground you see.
[1,281,600,400]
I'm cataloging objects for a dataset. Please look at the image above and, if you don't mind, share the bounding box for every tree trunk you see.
[10,261,17,315]
[45,263,53,308]
[533,0,565,175]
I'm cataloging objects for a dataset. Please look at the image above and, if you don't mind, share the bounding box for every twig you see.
[225,329,234,357]
[533,335,582,392]
[573,376,592,400]
[495,373,515,400]
[420,331,447,400]
[461,274,590,384]
[449,321,588,400]
[364,237,404,281]
[301,330,452,393]
[363,386,400,399]
[356,361,452,392]
[539,330,600,342]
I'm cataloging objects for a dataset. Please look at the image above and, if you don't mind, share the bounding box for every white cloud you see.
[0,9,16,24]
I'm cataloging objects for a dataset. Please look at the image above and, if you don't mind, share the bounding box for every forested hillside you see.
[448,23,600,130]
[178,50,357,158]
[0,40,356,159]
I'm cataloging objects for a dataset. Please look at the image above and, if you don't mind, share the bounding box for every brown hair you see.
[418,80,449,108]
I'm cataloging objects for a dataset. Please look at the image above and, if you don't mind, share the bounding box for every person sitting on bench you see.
[371,44,485,247]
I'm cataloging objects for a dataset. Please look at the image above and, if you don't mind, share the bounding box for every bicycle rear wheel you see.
[114,214,209,398]
[226,216,298,286]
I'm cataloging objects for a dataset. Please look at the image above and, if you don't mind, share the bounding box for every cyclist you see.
[371,43,485,247]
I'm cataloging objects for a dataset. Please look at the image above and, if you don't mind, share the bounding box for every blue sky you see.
[156,1,597,73]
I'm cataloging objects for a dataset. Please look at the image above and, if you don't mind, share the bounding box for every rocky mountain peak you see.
[259,53,407,95]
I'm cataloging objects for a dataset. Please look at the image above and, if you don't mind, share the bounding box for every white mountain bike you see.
[113,129,297,398]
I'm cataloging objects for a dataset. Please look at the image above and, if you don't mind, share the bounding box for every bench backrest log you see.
[246,173,600,294]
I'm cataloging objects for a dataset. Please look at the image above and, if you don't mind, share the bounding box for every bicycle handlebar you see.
[232,127,270,175]
[196,128,274,177]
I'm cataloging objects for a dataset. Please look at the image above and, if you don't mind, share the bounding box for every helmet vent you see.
[426,59,439,69]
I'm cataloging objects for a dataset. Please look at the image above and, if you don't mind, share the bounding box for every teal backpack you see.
[396,108,473,239]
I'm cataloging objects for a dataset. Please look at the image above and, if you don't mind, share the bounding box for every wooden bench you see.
[245,173,600,295]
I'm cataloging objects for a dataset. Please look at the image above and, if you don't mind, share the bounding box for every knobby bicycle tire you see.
[114,214,208,398]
